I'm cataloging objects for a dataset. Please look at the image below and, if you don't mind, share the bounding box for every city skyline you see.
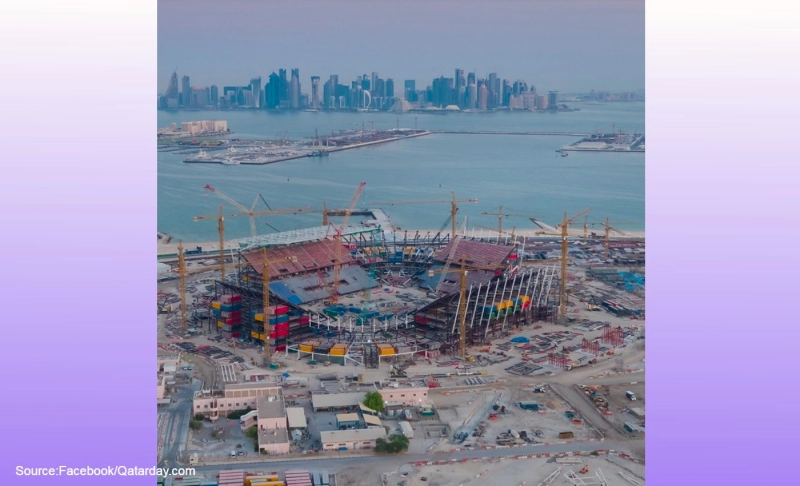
[158,0,644,95]
[159,66,640,112]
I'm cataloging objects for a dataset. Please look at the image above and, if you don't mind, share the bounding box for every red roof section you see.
[434,238,514,268]
[242,240,356,278]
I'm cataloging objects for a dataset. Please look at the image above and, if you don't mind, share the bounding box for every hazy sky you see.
[158,0,644,94]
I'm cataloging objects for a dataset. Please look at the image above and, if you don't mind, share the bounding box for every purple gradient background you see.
[2,1,798,485]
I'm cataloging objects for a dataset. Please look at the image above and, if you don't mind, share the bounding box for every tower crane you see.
[259,247,298,366]
[201,184,312,238]
[530,208,592,319]
[370,192,479,240]
[481,206,505,240]
[434,216,469,295]
[595,217,631,259]
[329,182,366,304]
[427,256,510,358]
[194,192,312,282]
[177,242,188,332]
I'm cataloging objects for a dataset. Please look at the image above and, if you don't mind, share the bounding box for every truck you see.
[399,421,414,439]
[519,402,539,411]
[626,391,637,401]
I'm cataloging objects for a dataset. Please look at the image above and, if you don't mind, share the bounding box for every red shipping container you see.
[275,305,289,315]
[230,295,242,302]
[225,318,241,325]
[299,316,310,324]
[269,331,277,339]
[275,345,286,352]
[415,315,430,324]
[232,332,240,338]
[221,311,241,319]
[276,323,289,331]
[277,329,289,338]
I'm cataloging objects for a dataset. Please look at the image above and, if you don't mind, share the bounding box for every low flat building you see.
[258,428,290,455]
[257,395,287,431]
[193,382,281,420]
[286,407,307,430]
[320,427,387,451]
[336,413,360,429]
[377,382,429,407]
[363,414,382,428]
[311,391,365,411]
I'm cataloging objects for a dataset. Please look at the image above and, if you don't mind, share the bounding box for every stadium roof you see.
[242,239,357,279]
[235,224,379,249]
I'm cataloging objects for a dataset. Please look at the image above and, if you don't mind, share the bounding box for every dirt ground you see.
[337,455,645,486]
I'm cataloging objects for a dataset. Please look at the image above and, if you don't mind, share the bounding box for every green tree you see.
[375,434,409,454]
[226,406,253,420]
[194,414,204,421]
[246,426,258,440]
[189,420,203,431]
[363,391,385,413]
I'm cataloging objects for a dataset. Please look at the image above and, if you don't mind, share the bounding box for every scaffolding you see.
[411,265,558,355]
[602,324,625,347]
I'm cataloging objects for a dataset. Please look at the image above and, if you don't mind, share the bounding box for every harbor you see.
[178,129,431,165]
[561,131,645,153]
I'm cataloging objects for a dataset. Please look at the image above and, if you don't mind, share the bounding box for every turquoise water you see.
[157,102,644,241]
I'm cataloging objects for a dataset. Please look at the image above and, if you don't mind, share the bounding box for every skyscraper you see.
[181,75,191,107]
[385,79,394,99]
[165,71,179,100]
[467,72,476,87]
[455,68,466,108]
[250,77,262,109]
[488,73,499,109]
[278,69,288,106]
[547,91,558,111]
[404,80,415,101]
[468,83,477,109]
[478,84,488,110]
[209,85,219,106]
[266,72,280,108]
[289,69,300,109]
[311,76,321,109]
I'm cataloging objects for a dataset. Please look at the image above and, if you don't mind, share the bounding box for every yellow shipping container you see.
[211,302,221,310]
[255,313,264,322]
[379,348,395,356]
[251,331,259,338]
[242,275,249,281]
[299,344,314,353]
[217,321,223,328]
[330,348,347,356]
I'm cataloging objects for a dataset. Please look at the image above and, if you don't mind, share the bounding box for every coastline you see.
[157,228,644,258]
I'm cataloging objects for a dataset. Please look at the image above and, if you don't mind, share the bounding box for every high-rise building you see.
[488,73,498,109]
[165,71,179,100]
[547,91,558,110]
[266,73,280,108]
[404,80,416,101]
[209,85,219,106]
[385,79,394,99]
[501,79,511,107]
[467,72,476,87]
[250,77,262,109]
[468,83,477,109]
[289,69,300,109]
[181,75,191,107]
[191,86,209,108]
[371,72,378,94]
[432,76,453,107]
[310,76,320,109]
[279,69,289,104]
[478,84,488,110]
[455,68,466,107]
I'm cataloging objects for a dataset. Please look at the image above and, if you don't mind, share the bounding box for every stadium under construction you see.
[194,220,560,367]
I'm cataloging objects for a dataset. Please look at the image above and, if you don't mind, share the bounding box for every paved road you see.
[549,383,628,441]
[159,379,201,469]
[188,439,629,478]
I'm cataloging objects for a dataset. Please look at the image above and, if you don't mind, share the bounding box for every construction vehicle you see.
[389,362,410,378]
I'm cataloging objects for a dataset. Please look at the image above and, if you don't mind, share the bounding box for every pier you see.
[181,130,431,165]
[429,130,590,136]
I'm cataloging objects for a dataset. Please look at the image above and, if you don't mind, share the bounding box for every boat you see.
[195,150,210,159]
[561,152,569,157]
[309,150,329,157]
[221,155,240,165]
